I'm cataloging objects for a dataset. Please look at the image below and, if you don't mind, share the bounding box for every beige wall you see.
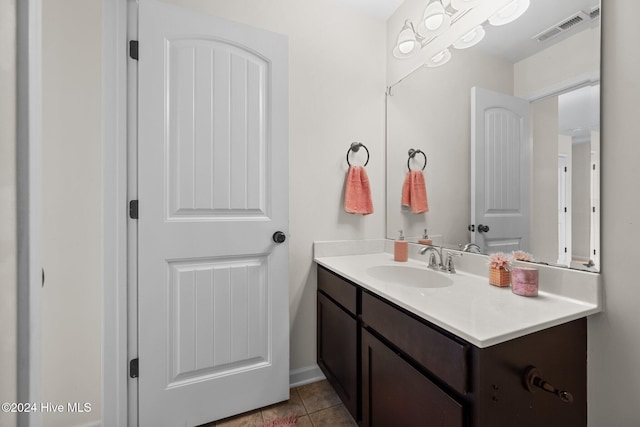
[41,0,102,426]
[0,0,16,426]
[590,1,640,424]
[514,26,600,98]
[165,0,387,374]
[530,97,559,261]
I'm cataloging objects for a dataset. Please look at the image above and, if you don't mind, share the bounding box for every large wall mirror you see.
[386,0,600,271]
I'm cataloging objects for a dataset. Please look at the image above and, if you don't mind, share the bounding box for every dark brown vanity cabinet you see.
[317,266,359,420]
[317,265,587,427]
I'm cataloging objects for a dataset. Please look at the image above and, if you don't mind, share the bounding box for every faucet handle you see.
[444,252,462,274]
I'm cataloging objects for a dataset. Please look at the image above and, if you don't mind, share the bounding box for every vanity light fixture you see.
[393,0,530,67]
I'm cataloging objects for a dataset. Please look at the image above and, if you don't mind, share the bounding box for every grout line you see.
[295,388,311,415]
[306,401,343,416]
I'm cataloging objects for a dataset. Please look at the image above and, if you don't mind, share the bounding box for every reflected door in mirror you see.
[471,87,531,254]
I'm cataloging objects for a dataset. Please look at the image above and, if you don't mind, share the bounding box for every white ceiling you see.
[334,0,405,20]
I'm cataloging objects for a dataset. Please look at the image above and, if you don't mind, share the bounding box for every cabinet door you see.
[317,292,358,420]
[362,330,463,427]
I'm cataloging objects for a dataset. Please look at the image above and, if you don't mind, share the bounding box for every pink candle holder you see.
[511,266,539,297]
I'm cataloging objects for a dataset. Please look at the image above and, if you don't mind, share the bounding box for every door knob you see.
[478,224,490,233]
[272,231,286,244]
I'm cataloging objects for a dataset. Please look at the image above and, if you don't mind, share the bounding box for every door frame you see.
[102,0,130,425]
[557,153,571,266]
[17,1,125,425]
[16,0,43,425]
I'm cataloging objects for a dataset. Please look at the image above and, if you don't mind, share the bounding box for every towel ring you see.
[407,149,427,171]
[346,142,370,167]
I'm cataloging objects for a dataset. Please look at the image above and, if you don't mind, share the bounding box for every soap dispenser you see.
[418,228,432,245]
[394,230,408,262]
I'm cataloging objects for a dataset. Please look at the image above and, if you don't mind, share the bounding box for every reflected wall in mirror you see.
[386,0,600,271]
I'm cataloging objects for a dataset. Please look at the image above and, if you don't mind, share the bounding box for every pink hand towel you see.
[344,166,374,215]
[402,170,429,214]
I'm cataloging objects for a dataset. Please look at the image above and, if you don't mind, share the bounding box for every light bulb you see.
[500,2,519,18]
[426,48,452,67]
[453,25,485,49]
[462,29,477,43]
[433,51,446,62]
[418,1,451,37]
[489,0,530,26]
[425,14,444,31]
[398,40,415,54]
[393,21,421,59]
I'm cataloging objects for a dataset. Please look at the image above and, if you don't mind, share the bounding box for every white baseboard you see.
[78,422,101,427]
[289,365,326,388]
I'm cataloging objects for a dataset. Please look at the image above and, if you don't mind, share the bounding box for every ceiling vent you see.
[532,10,595,43]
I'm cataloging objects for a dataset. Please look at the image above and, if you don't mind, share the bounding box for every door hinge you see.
[564,247,567,253]
[564,207,567,213]
[564,166,567,172]
[129,200,139,219]
[130,358,139,378]
[593,206,596,213]
[129,40,139,60]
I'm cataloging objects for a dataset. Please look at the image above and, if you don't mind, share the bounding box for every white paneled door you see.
[137,1,289,425]
[471,87,530,254]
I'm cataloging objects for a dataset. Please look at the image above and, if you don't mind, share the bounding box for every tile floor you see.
[201,380,357,427]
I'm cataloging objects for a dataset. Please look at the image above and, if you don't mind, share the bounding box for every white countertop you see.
[314,240,601,348]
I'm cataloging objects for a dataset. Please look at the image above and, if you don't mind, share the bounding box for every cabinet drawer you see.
[317,265,357,315]
[362,291,468,394]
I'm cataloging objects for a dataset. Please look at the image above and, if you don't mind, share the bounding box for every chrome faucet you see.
[421,245,462,274]
[461,243,482,253]
[420,245,444,271]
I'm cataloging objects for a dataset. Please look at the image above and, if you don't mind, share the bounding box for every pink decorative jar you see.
[511,267,539,297]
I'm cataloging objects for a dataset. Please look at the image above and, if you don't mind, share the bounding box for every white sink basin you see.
[365,265,453,289]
